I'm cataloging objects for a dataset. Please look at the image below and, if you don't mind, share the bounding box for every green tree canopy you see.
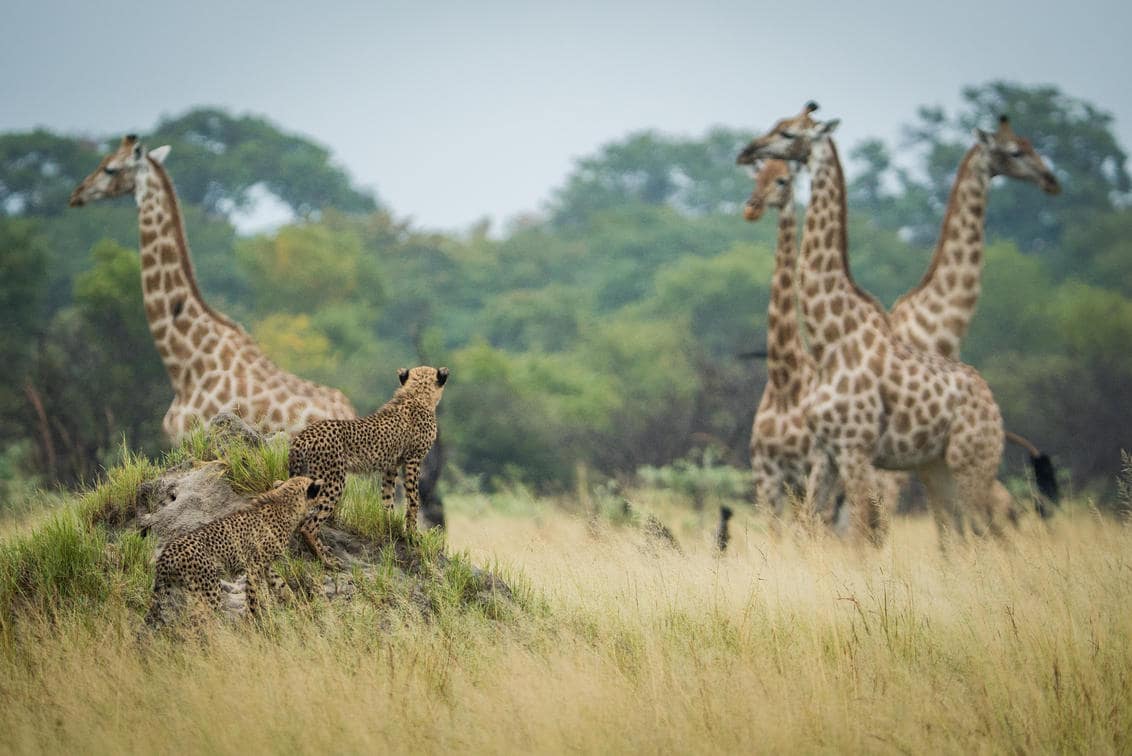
[548,127,754,227]
[850,81,1131,257]
[0,108,378,221]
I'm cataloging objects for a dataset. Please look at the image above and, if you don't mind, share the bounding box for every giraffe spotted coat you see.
[738,108,1008,546]
[70,136,356,440]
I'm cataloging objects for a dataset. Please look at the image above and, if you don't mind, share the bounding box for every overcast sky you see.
[3,0,1130,232]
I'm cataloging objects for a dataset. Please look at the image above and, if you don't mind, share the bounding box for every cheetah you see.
[145,475,323,627]
[289,365,448,565]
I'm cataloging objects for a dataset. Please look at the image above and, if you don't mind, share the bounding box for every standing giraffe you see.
[889,115,1061,506]
[743,157,900,526]
[890,115,1060,359]
[69,136,357,440]
[737,105,1009,546]
[744,160,814,517]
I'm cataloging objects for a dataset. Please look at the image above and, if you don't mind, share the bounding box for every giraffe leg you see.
[836,448,885,546]
[990,480,1021,530]
[298,469,347,569]
[918,459,963,553]
[754,464,787,537]
[953,459,1007,541]
[871,471,905,543]
[947,409,1007,541]
[402,459,422,537]
[805,451,840,534]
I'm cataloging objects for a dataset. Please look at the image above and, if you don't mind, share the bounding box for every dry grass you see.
[0,488,1129,755]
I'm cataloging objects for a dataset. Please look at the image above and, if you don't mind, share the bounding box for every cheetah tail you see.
[1004,430,1060,511]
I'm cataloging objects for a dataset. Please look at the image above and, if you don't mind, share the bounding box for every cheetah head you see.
[271,475,322,501]
[395,365,449,407]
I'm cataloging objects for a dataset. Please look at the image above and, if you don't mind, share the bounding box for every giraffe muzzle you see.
[1040,172,1061,195]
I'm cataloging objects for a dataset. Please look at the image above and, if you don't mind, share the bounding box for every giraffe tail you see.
[1004,430,1060,514]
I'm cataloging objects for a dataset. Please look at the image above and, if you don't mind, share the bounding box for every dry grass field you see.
[1,470,1130,754]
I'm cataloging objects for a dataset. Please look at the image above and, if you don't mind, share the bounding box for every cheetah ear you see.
[436,367,449,387]
[306,480,323,500]
[272,479,286,489]
[398,367,410,385]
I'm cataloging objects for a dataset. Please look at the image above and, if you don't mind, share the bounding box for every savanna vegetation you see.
[0,435,1129,753]
[1,80,1131,752]
[1,82,1129,507]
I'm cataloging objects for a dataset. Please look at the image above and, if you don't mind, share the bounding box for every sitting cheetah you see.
[289,365,448,565]
[145,475,322,627]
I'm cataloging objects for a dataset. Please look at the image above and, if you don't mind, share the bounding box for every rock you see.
[135,461,251,544]
[207,411,268,448]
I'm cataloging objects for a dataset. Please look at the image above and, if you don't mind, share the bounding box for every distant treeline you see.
[1,82,1129,501]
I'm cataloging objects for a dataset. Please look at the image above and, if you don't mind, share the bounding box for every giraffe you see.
[69,135,357,440]
[742,157,900,528]
[890,115,1060,360]
[743,159,815,518]
[737,105,1009,546]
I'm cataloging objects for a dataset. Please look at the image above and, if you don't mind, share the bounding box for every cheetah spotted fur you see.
[145,475,322,627]
[289,365,448,565]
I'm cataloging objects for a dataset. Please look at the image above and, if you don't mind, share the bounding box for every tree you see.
[236,221,383,315]
[849,82,1131,256]
[24,240,168,483]
[0,131,102,218]
[0,109,378,222]
[548,127,754,227]
[151,108,378,217]
[0,219,49,443]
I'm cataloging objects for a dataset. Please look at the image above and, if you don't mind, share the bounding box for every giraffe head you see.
[68,135,171,207]
[743,159,793,221]
[736,102,838,164]
[975,115,1060,195]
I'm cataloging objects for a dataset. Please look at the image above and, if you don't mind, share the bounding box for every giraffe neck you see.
[134,158,238,395]
[797,138,887,364]
[890,145,991,358]
[764,187,807,402]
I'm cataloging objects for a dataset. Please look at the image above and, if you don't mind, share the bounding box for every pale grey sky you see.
[3,0,1130,231]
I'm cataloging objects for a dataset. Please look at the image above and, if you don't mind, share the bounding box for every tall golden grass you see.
[1,488,1129,754]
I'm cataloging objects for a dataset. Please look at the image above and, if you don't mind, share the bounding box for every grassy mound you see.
[0,428,524,634]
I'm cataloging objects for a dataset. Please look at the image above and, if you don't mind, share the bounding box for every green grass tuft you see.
[0,508,152,629]
[164,425,290,494]
[78,442,163,527]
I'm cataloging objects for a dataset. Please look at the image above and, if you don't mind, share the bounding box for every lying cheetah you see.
[145,475,322,627]
[289,365,448,565]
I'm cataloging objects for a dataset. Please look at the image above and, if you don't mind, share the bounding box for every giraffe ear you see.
[398,368,410,385]
[148,145,171,165]
[814,119,841,137]
[973,128,994,147]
